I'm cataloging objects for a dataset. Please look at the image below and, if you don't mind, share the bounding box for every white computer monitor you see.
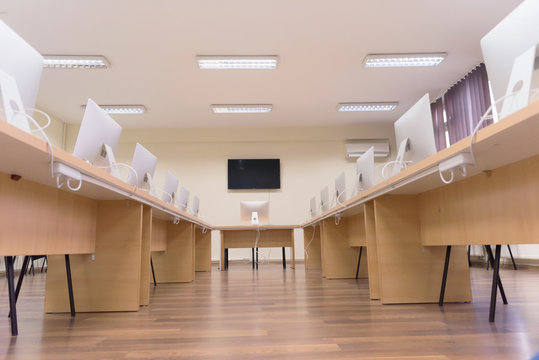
[355,146,375,194]
[393,93,437,175]
[309,196,318,217]
[0,21,43,117]
[191,196,200,217]
[481,0,539,117]
[177,187,189,211]
[162,171,179,204]
[73,99,123,178]
[128,143,158,196]
[240,200,269,225]
[320,185,330,212]
[335,171,346,204]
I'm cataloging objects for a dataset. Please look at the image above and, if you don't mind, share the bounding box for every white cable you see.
[26,109,51,133]
[303,224,317,260]
[67,178,82,191]
[95,163,138,190]
[439,169,454,184]
[334,213,341,225]
[15,110,55,179]
[381,160,413,182]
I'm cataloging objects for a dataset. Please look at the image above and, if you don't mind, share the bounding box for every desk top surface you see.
[217,225,298,231]
[0,121,212,229]
[301,101,539,227]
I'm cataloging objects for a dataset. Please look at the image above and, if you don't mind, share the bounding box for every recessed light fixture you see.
[211,104,273,113]
[81,104,146,114]
[363,53,447,68]
[43,55,109,69]
[197,56,278,70]
[337,102,398,112]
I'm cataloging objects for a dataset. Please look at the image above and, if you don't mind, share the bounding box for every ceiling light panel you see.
[211,104,273,113]
[337,102,398,112]
[81,105,146,114]
[363,53,447,68]
[197,56,278,70]
[43,55,109,69]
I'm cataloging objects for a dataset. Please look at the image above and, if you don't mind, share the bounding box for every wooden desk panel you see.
[220,227,295,270]
[0,173,97,256]
[195,228,212,272]
[151,218,168,252]
[152,221,195,283]
[44,200,143,312]
[140,206,152,306]
[364,201,381,300]
[419,155,539,246]
[374,195,472,304]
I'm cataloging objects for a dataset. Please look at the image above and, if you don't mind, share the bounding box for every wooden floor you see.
[1,262,539,360]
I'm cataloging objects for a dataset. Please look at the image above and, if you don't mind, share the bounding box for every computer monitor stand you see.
[392,137,410,176]
[251,211,259,225]
[143,173,158,197]
[100,144,121,179]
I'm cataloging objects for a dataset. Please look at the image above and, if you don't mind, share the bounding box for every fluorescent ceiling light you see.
[197,56,278,70]
[81,105,146,114]
[43,55,109,69]
[337,102,398,112]
[211,104,273,113]
[363,53,447,68]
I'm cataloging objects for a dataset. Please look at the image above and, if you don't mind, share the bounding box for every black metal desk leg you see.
[150,256,157,286]
[355,247,363,279]
[252,248,255,269]
[64,255,75,317]
[225,249,228,270]
[9,256,30,318]
[5,256,18,335]
[467,245,471,267]
[256,248,258,270]
[489,245,502,322]
[282,247,286,269]
[484,246,508,304]
[439,246,452,306]
[507,245,517,270]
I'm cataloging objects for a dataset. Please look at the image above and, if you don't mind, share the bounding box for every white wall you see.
[65,124,396,261]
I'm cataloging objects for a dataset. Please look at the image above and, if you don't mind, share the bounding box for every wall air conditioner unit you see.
[345,141,390,159]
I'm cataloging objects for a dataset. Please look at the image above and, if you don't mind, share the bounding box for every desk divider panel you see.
[364,201,381,300]
[304,225,322,270]
[374,195,472,304]
[152,221,195,283]
[0,173,97,255]
[320,215,367,279]
[195,227,212,272]
[45,200,143,312]
[151,218,168,252]
[419,155,539,246]
[140,206,152,306]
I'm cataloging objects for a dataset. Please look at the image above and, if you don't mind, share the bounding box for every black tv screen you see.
[228,159,280,190]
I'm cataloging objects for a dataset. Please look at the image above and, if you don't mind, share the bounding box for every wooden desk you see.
[218,225,296,271]
[301,101,539,320]
[0,121,212,334]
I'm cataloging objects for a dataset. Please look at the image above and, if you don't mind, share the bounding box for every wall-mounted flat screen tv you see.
[228,159,280,190]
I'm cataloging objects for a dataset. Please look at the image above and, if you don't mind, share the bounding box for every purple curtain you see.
[444,63,492,144]
[430,97,446,151]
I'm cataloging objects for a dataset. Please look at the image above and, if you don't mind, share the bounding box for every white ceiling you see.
[0,0,523,128]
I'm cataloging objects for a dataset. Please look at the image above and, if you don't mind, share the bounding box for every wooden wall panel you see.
[304,225,322,270]
[140,206,152,306]
[374,195,472,304]
[45,200,143,312]
[152,221,194,283]
[195,228,212,272]
[364,201,381,300]
[419,155,539,246]
[0,173,96,256]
